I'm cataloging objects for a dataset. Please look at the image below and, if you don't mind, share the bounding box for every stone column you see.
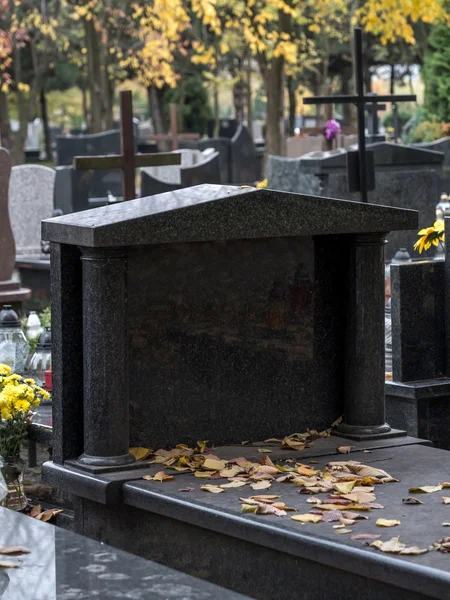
[77,247,135,468]
[337,233,392,438]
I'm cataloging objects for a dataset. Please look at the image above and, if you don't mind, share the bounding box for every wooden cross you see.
[73,90,181,201]
[149,104,200,151]
[303,28,416,202]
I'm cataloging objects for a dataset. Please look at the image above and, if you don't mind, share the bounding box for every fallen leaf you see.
[350,534,381,541]
[334,528,352,534]
[376,518,401,527]
[241,441,250,446]
[243,495,280,504]
[362,450,372,453]
[342,511,369,520]
[307,497,322,504]
[433,537,450,553]
[333,481,356,494]
[443,523,450,527]
[337,446,354,454]
[179,487,195,492]
[0,560,19,569]
[322,511,343,523]
[330,415,343,428]
[348,464,398,482]
[250,480,272,491]
[219,466,243,478]
[297,466,319,477]
[30,505,42,518]
[203,458,227,471]
[261,455,276,467]
[35,509,63,522]
[402,497,424,505]
[409,485,442,494]
[442,497,450,504]
[196,440,208,452]
[143,471,173,482]
[339,517,356,526]
[220,480,248,489]
[442,482,450,488]
[194,470,215,478]
[371,537,428,555]
[0,547,30,556]
[333,524,346,529]
[342,491,376,504]
[129,447,152,461]
[201,485,224,494]
[258,448,273,454]
[291,514,322,523]
[368,503,385,509]
[308,460,319,464]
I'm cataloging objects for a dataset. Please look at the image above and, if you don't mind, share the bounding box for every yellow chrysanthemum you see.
[0,364,11,377]
[24,378,35,385]
[1,407,12,421]
[414,221,445,254]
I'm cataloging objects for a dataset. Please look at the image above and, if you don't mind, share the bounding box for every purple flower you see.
[324,119,341,141]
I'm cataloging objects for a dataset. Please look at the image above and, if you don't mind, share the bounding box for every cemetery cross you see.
[73,91,181,201]
[365,92,386,137]
[304,27,416,203]
[149,104,201,151]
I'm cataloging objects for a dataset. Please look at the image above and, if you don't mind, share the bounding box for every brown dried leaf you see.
[376,518,400,527]
[203,458,227,471]
[0,547,30,556]
[342,511,369,520]
[179,487,195,492]
[35,509,63,522]
[250,480,272,491]
[337,446,354,454]
[261,455,276,468]
[219,466,243,478]
[201,484,224,494]
[144,471,173,482]
[330,415,343,428]
[297,466,319,477]
[291,514,322,523]
[402,497,424,505]
[348,464,397,481]
[322,510,343,523]
[408,485,442,494]
[0,560,19,569]
[30,505,42,518]
[129,447,152,461]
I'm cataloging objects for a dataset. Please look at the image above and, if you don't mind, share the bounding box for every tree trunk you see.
[287,75,296,136]
[81,84,90,129]
[260,55,285,156]
[40,88,52,161]
[85,18,103,132]
[0,92,12,150]
[341,66,353,126]
[213,81,220,137]
[246,58,253,140]
[390,64,395,95]
[148,85,169,151]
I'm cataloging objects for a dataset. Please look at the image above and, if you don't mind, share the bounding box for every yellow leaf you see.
[297,466,319,477]
[291,514,322,523]
[220,466,243,478]
[409,485,443,494]
[144,471,173,482]
[201,484,224,493]
[376,518,401,527]
[203,458,227,471]
[332,481,356,494]
[129,447,152,461]
[197,440,208,452]
[194,471,215,478]
[220,480,248,489]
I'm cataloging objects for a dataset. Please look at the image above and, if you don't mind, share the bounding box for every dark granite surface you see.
[391,261,445,382]
[0,507,249,599]
[42,185,418,248]
[118,443,450,599]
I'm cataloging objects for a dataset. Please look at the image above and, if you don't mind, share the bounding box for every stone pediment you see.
[42,184,418,248]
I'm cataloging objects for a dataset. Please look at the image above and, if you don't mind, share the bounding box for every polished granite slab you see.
[0,507,250,599]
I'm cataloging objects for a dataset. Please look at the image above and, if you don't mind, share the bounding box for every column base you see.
[335,422,407,441]
[70,452,142,474]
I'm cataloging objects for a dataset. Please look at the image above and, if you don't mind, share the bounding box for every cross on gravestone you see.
[74,91,181,201]
[303,27,416,202]
[149,104,200,151]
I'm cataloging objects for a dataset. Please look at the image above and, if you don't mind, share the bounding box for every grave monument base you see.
[334,424,406,441]
[0,280,31,314]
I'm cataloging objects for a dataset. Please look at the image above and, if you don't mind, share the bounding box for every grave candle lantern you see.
[28,327,52,387]
[0,305,29,374]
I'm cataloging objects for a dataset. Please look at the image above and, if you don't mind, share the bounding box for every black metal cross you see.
[303,28,416,202]
[365,93,386,137]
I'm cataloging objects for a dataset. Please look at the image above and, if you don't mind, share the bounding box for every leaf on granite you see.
[220,480,248,489]
[371,537,428,555]
[307,497,322,504]
[376,518,400,527]
[339,517,356,526]
[0,560,19,569]
[347,464,398,482]
[144,471,173,482]
[443,523,450,527]
[291,514,322,523]
[408,485,442,494]
[332,481,356,494]
[333,524,346,529]
[35,509,64,522]
[201,485,224,494]
[337,446,354,454]
[178,487,195,492]
[241,495,281,504]
[29,505,42,518]
[242,502,286,516]
[402,497,424,505]
[258,448,273,454]
[341,491,376,504]
[203,458,227,471]
[321,510,343,522]
[194,471,215,478]
[250,480,272,491]
[129,447,152,461]
[442,497,450,504]
[441,482,450,488]
[0,547,30,556]
[326,497,352,505]
[219,465,243,478]
[368,503,385,509]
[342,511,369,520]
[330,415,343,428]
[334,528,352,534]
[433,537,450,552]
[241,440,250,446]
[297,466,319,477]
[350,534,381,541]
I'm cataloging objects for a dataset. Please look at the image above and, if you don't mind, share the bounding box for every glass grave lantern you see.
[28,328,52,387]
[0,305,29,374]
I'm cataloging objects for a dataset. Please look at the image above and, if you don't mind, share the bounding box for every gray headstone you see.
[9,164,55,255]
[180,137,231,184]
[54,166,73,214]
[414,137,450,194]
[230,125,260,184]
[181,150,221,187]
[267,155,322,195]
[56,130,121,166]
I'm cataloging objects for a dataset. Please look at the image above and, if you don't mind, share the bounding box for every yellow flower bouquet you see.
[0,363,49,510]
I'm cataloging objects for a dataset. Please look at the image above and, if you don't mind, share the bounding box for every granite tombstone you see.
[38,186,450,600]
[415,137,450,195]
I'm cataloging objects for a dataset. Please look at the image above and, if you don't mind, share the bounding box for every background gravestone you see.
[267,156,322,195]
[414,137,450,195]
[9,164,55,255]
[56,130,121,166]
[230,125,260,184]
[180,138,231,184]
